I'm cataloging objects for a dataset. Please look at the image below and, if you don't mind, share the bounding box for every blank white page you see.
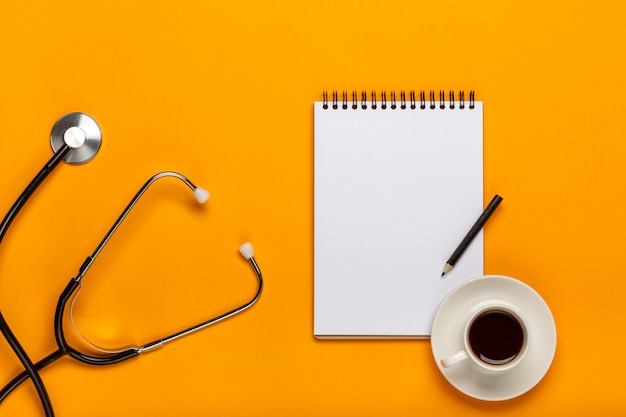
[314,97,484,338]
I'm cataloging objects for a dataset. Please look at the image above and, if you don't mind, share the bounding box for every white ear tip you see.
[239,242,254,260]
[193,187,209,204]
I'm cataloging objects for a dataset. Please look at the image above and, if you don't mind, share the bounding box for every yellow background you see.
[0,0,625,415]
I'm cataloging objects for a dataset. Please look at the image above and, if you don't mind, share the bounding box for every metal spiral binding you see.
[322,90,475,110]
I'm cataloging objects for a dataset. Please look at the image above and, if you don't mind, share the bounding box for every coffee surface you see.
[468,310,524,365]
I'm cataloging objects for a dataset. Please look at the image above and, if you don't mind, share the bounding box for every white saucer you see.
[431,275,556,401]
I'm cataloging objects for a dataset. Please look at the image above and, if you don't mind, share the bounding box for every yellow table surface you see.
[1,1,624,415]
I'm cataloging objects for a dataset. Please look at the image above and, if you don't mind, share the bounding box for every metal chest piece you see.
[50,112,102,164]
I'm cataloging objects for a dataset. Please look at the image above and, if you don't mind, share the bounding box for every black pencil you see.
[441,194,503,277]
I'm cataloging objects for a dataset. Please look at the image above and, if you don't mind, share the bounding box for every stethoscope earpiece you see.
[50,112,102,164]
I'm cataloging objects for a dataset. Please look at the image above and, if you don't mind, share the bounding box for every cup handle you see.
[440,350,469,368]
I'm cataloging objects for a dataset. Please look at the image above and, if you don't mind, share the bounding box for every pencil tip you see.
[441,272,446,277]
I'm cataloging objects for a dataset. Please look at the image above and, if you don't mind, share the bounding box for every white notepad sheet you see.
[314,99,484,338]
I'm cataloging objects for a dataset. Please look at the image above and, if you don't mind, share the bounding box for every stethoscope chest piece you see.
[50,112,102,164]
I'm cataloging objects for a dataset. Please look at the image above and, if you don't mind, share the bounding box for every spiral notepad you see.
[314,90,484,338]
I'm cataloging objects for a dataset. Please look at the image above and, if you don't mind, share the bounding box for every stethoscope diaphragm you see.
[50,112,102,164]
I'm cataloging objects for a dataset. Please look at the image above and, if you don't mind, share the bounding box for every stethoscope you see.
[0,113,263,416]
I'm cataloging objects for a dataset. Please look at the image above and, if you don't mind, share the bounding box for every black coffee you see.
[468,310,524,366]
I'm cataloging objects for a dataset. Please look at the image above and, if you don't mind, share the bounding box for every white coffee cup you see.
[440,299,530,373]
